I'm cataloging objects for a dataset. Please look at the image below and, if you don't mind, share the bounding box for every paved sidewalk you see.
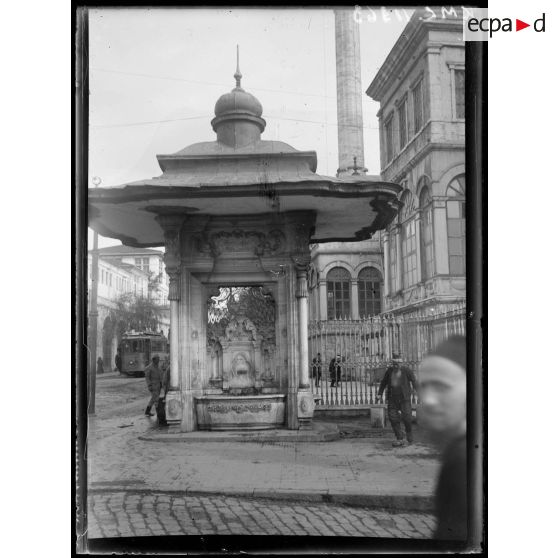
[88,412,440,512]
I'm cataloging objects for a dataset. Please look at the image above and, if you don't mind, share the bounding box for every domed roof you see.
[210,49,266,147]
[214,86,263,118]
[214,51,263,118]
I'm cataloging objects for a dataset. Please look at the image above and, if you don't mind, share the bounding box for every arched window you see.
[447,175,466,275]
[358,267,382,317]
[419,183,434,280]
[400,191,418,289]
[327,267,351,319]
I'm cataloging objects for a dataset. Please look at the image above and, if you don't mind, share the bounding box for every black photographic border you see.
[72,1,487,554]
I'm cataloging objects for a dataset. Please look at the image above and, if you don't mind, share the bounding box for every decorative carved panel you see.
[193,230,285,257]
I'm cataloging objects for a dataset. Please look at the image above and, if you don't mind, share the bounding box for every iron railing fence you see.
[308,302,466,407]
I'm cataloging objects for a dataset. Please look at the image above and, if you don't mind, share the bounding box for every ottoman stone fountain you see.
[89,57,401,432]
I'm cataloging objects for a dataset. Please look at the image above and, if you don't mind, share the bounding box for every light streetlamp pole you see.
[88,176,101,415]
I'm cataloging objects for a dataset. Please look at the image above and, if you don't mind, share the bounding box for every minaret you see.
[334,9,367,177]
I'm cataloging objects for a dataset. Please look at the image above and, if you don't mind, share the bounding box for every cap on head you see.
[391,354,402,362]
[428,335,466,371]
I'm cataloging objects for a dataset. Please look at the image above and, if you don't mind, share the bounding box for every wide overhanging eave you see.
[88,180,402,203]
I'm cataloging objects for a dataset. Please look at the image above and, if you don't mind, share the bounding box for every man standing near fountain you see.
[329,354,342,388]
[376,355,418,447]
[144,356,167,424]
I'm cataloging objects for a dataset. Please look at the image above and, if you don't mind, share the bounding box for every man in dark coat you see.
[115,348,122,374]
[144,355,168,426]
[418,335,467,541]
[329,354,342,387]
[377,354,418,447]
[156,358,170,426]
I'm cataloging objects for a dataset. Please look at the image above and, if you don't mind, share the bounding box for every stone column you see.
[179,269,199,433]
[414,213,423,284]
[296,266,310,389]
[318,280,328,321]
[296,264,315,430]
[286,267,299,430]
[383,232,390,298]
[156,214,184,424]
[350,278,359,319]
[394,225,402,292]
[169,286,180,390]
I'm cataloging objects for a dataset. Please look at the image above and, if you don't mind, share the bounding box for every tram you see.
[120,331,169,377]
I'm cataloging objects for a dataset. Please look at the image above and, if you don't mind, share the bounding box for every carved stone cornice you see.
[195,229,286,258]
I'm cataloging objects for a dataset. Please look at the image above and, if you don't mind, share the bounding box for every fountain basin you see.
[195,394,286,430]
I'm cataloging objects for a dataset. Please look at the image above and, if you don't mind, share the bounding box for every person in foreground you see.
[418,335,467,541]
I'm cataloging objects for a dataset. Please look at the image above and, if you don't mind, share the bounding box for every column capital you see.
[155,214,184,276]
[168,271,181,301]
[295,267,308,299]
[292,257,311,276]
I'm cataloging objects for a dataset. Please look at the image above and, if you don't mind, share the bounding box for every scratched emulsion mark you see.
[90,479,146,486]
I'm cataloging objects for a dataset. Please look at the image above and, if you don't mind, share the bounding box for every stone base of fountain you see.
[195,394,286,430]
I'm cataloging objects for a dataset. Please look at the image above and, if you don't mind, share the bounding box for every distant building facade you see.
[88,246,170,371]
[310,9,466,323]
[308,238,384,320]
[96,245,170,306]
[366,9,465,316]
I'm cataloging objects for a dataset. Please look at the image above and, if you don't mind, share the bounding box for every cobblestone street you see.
[84,374,440,545]
[88,491,435,539]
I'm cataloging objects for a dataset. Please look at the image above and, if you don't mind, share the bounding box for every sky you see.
[88,6,411,248]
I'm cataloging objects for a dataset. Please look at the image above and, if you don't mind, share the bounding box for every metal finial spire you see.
[234,44,242,88]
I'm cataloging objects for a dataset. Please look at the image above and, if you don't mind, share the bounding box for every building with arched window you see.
[308,239,385,321]
[308,10,465,323]
[365,10,466,316]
